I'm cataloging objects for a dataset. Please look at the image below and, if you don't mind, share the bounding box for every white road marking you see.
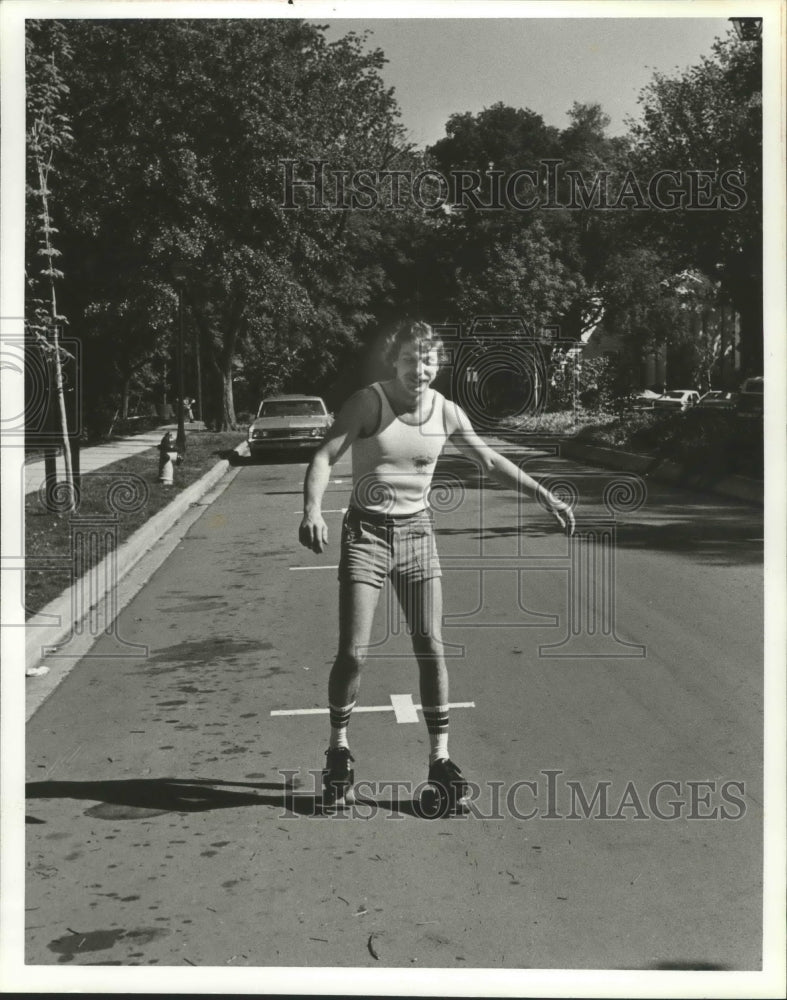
[289,565,340,571]
[390,693,419,723]
[271,694,475,724]
[292,508,346,514]
[271,706,389,716]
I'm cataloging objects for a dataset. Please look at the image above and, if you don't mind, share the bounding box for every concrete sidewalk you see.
[24,422,207,495]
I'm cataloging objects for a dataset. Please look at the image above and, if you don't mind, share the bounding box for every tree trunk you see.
[192,294,245,431]
[52,325,76,513]
[120,375,131,419]
[36,140,75,512]
[193,322,203,421]
[221,364,237,431]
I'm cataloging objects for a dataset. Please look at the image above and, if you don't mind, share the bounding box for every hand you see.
[299,511,328,553]
[547,497,576,537]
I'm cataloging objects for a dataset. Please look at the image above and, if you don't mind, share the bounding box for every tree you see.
[628,30,762,375]
[26,20,77,507]
[425,101,636,342]
[55,20,413,431]
[596,245,684,382]
[450,219,584,326]
[430,101,561,174]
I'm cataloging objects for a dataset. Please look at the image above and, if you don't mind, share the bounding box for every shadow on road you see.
[643,960,731,970]
[433,454,763,568]
[219,440,762,567]
[26,778,451,821]
[224,448,316,467]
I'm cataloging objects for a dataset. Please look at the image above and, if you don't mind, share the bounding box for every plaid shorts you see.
[337,506,442,590]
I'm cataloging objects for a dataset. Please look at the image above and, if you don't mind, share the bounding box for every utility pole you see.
[171,262,190,456]
[194,323,203,423]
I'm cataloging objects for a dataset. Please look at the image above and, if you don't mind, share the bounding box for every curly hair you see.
[384,320,443,365]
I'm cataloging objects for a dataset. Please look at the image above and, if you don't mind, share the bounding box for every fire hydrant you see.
[158,432,181,486]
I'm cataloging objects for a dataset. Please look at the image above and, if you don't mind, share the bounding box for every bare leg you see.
[323,580,381,804]
[328,580,381,708]
[396,575,469,812]
[394,576,448,709]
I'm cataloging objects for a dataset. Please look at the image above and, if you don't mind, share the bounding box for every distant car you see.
[697,390,735,410]
[736,376,763,415]
[653,389,700,412]
[629,389,663,411]
[247,395,332,454]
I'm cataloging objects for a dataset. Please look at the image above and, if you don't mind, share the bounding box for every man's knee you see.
[412,634,444,661]
[333,648,366,674]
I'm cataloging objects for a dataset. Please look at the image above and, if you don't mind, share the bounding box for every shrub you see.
[575,411,657,449]
[575,408,762,479]
[547,354,618,413]
[500,408,617,436]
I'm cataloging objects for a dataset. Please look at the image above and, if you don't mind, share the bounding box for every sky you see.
[317,17,732,148]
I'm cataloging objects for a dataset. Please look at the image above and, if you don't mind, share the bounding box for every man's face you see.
[394,341,441,396]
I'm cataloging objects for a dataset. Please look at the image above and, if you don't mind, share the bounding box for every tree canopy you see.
[24,19,762,434]
[52,19,414,429]
[627,33,762,374]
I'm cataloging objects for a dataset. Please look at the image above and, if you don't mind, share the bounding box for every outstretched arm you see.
[445,401,576,536]
[299,389,373,553]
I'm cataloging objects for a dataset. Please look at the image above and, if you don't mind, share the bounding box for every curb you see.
[25,441,249,675]
[559,438,763,505]
[557,441,653,475]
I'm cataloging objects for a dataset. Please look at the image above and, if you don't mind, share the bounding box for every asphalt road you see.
[25,436,764,971]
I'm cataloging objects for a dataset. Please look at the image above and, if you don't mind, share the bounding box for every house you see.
[580,271,742,391]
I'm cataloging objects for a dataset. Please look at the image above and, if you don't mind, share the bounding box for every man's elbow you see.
[312,443,337,469]
[476,450,498,478]
[487,449,520,483]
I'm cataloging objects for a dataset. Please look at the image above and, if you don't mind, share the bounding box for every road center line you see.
[390,693,419,723]
[292,509,346,514]
[271,694,475,724]
[289,565,340,571]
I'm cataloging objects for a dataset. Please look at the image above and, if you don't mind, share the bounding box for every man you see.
[299,320,575,812]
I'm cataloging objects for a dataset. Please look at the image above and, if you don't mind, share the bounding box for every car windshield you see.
[259,400,325,417]
[663,391,686,399]
[743,381,763,394]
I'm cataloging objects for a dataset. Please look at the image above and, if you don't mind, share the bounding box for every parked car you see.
[736,376,763,415]
[653,389,700,412]
[697,390,735,410]
[247,394,332,455]
[629,389,663,411]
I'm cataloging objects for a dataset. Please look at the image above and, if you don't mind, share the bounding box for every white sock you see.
[424,705,449,764]
[429,737,449,765]
[328,701,355,750]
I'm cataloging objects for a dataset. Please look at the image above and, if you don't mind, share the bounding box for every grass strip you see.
[501,407,762,481]
[572,409,763,480]
[25,432,243,618]
[500,410,616,436]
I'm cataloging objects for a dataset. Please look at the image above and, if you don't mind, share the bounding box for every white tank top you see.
[351,383,448,515]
